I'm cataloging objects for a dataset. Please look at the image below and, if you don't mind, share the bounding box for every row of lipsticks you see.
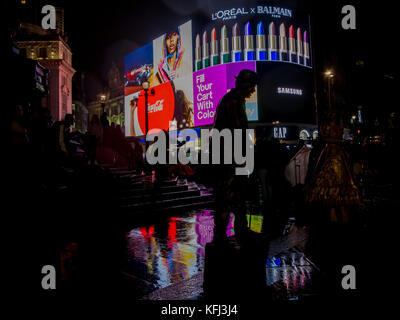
[195,22,311,70]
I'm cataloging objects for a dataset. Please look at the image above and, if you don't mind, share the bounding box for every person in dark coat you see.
[212,69,258,245]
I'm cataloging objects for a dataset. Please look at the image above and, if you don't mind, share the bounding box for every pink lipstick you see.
[288,25,296,63]
[195,34,202,71]
[268,22,278,61]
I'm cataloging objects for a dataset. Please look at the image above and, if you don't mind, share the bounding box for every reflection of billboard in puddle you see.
[226,212,262,237]
[247,214,263,233]
[226,212,235,237]
[195,211,214,247]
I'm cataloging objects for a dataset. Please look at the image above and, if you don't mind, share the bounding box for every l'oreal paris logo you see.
[148,99,164,113]
[211,6,292,21]
[277,87,303,95]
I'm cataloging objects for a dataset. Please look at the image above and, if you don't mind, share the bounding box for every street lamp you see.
[324,70,334,109]
[142,81,150,151]
[100,94,106,113]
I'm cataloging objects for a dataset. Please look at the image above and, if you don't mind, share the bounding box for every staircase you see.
[106,167,215,217]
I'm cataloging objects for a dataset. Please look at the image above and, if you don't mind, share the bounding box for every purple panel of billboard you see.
[226,61,256,89]
[193,64,227,126]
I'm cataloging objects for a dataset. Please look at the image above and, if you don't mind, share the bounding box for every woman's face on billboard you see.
[166,32,179,54]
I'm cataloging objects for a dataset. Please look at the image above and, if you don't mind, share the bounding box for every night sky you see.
[64,0,210,79]
[65,0,398,74]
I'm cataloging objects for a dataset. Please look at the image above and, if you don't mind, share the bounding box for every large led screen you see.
[124,1,315,137]
[124,21,195,136]
[124,42,154,96]
[257,62,314,123]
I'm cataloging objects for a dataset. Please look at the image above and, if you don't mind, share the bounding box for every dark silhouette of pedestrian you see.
[304,109,364,297]
[100,112,109,129]
[87,114,103,165]
[212,69,258,246]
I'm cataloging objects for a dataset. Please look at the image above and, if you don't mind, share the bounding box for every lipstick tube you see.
[195,34,202,71]
[256,21,266,61]
[244,22,255,61]
[296,28,303,65]
[202,31,210,69]
[210,28,219,66]
[220,25,230,64]
[288,25,297,63]
[268,22,278,61]
[279,23,288,61]
[231,23,242,62]
[303,30,310,66]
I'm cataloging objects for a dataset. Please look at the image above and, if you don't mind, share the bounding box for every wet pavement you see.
[124,210,212,298]
[122,209,321,300]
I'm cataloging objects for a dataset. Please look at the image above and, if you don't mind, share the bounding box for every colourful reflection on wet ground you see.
[266,248,316,299]
[124,209,319,300]
[125,210,214,292]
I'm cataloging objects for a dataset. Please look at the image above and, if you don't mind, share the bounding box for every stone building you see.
[88,63,124,129]
[16,11,75,122]
[72,72,89,133]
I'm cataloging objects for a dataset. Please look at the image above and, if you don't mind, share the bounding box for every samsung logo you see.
[277,87,303,95]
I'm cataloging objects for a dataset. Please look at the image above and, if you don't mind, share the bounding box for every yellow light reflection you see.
[246,214,263,233]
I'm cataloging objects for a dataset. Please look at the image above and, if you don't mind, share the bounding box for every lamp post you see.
[100,94,106,113]
[324,70,334,109]
[142,81,150,151]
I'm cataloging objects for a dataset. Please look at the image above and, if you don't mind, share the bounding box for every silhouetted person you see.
[87,114,103,165]
[304,110,364,297]
[59,114,74,157]
[100,112,109,129]
[255,136,290,237]
[50,113,74,167]
[305,110,362,223]
[212,69,258,245]
[10,104,28,150]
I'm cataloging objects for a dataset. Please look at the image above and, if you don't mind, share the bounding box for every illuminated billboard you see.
[124,21,195,136]
[124,1,314,137]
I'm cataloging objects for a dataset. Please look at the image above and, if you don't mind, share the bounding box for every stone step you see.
[121,177,178,190]
[121,194,214,213]
[119,188,201,204]
[119,184,189,197]
[122,201,216,226]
